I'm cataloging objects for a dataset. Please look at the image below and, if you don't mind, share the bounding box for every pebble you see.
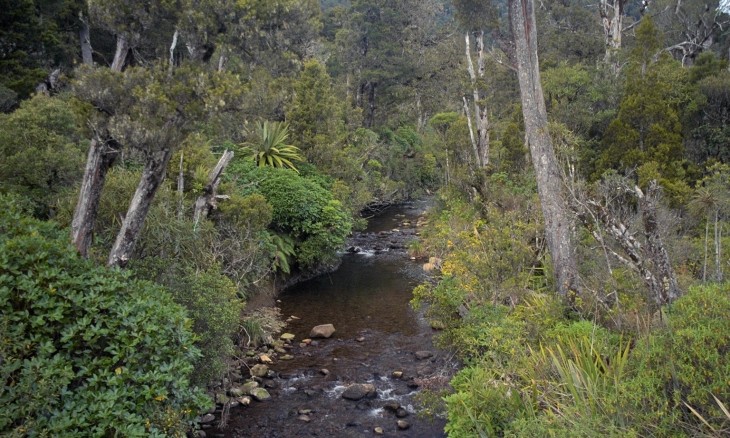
[356,336,365,342]
[281,354,294,360]
[392,371,403,378]
[374,427,384,435]
[397,420,410,430]
[320,368,330,376]
[298,415,311,423]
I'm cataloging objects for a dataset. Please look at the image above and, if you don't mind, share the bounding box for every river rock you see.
[414,350,434,360]
[281,354,294,360]
[250,364,269,378]
[392,370,403,379]
[200,413,215,424]
[374,426,384,435]
[383,401,400,412]
[250,387,271,401]
[396,408,409,418]
[241,381,259,394]
[229,386,246,397]
[259,354,273,364]
[309,324,336,338]
[342,383,376,401]
[280,333,296,342]
[298,415,311,423]
[397,420,410,430]
[237,396,252,406]
[320,368,330,376]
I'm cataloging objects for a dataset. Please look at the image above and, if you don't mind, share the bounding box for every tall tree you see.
[509,0,580,296]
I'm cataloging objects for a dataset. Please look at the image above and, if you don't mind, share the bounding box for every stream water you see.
[217,201,452,438]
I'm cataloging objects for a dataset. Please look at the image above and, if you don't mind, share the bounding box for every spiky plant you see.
[242,121,304,172]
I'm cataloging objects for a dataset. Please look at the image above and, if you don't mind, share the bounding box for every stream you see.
[215,200,452,437]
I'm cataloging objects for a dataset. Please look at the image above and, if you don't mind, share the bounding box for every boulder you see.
[309,324,336,339]
[250,364,269,378]
[342,383,377,401]
[414,350,434,360]
[250,387,271,401]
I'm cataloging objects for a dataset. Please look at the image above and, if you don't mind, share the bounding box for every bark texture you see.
[464,32,490,167]
[509,0,579,297]
[108,148,174,268]
[71,138,118,257]
[193,150,234,227]
[79,13,93,65]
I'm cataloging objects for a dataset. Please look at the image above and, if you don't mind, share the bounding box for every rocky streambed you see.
[206,201,454,438]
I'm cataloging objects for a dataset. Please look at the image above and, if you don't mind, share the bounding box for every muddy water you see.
[220,202,451,438]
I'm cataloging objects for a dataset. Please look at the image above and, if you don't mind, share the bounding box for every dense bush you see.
[622,282,730,436]
[232,162,353,269]
[0,197,210,437]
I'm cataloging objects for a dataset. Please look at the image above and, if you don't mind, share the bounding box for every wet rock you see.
[374,426,384,435]
[341,383,377,401]
[310,340,320,347]
[391,370,403,379]
[397,420,410,430]
[258,354,273,364]
[280,333,296,342]
[237,396,252,406]
[304,389,318,397]
[241,381,259,394]
[262,379,278,389]
[281,354,294,360]
[347,246,362,253]
[396,408,409,418]
[383,401,400,412]
[310,324,336,338]
[297,415,311,423]
[250,387,271,401]
[229,386,246,397]
[356,336,365,342]
[274,346,287,354]
[298,409,313,415]
[200,414,216,424]
[320,368,330,376]
[414,350,434,360]
[250,364,269,378]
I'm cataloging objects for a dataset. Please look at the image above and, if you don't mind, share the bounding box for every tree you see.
[509,0,581,297]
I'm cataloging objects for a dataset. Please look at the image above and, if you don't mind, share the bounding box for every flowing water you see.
[217,201,452,438]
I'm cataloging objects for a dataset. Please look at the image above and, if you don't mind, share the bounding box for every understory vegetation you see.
[2,0,730,436]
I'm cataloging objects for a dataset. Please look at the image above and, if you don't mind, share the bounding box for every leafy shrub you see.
[232,163,352,269]
[622,282,730,436]
[0,196,210,436]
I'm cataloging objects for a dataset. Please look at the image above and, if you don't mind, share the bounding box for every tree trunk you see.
[637,181,680,305]
[111,34,130,72]
[600,0,625,66]
[462,96,480,166]
[464,32,490,167]
[108,148,174,268]
[193,150,234,227]
[71,138,118,257]
[510,0,579,297]
[79,13,93,65]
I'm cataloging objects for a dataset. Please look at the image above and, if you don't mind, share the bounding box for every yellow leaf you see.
[115,367,123,375]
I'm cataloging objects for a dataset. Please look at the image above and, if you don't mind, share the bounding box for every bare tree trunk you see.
[79,12,93,65]
[193,150,234,227]
[108,148,174,268]
[703,218,709,282]
[464,32,490,167]
[462,96,480,166]
[637,181,680,304]
[111,34,130,72]
[600,0,625,66]
[715,209,723,281]
[71,138,118,256]
[169,30,179,74]
[510,0,579,297]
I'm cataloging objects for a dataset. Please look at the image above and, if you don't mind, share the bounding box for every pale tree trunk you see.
[715,209,723,281]
[464,32,490,167]
[600,0,625,71]
[509,0,580,297]
[462,96,480,166]
[703,218,709,282]
[111,34,130,72]
[193,150,234,228]
[79,13,93,65]
[71,138,119,256]
[108,148,174,268]
[637,181,680,305]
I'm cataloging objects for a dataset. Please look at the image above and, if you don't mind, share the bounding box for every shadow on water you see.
[217,201,452,438]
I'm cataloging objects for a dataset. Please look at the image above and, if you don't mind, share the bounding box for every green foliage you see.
[146,265,243,388]
[0,195,210,437]
[232,163,352,269]
[242,121,305,171]
[622,282,730,436]
[0,94,85,217]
